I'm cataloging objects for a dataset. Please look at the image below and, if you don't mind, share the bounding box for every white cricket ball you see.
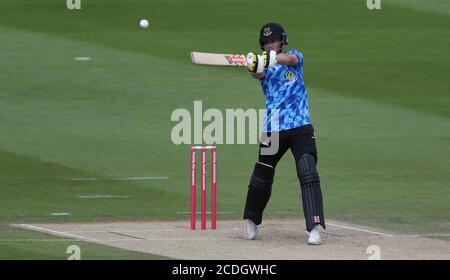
[139,19,149,29]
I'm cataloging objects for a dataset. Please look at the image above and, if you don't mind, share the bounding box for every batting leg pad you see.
[243,162,275,225]
[297,154,325,231]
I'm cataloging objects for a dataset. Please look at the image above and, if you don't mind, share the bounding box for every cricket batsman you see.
[243,23,325,245]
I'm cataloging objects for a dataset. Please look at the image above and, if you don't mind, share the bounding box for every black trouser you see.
[243,124,326,231]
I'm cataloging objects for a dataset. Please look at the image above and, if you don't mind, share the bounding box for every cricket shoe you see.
[244,219,258,240]
[307,225,321,245]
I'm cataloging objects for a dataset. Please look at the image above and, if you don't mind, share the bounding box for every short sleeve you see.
[288,49,303,67]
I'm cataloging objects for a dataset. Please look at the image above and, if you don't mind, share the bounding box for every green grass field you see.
[0,0,449,259]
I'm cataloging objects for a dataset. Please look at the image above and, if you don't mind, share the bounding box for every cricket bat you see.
[191,52,247,67]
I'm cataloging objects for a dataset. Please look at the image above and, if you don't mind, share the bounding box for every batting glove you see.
[262,50,277,68]
[246,52,264,73]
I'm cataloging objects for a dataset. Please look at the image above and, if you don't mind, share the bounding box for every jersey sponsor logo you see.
[283,70,297,86]
[285,70,295,81]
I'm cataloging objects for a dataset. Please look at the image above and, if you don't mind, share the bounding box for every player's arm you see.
[263,50,298,67]
[275,53,298,66]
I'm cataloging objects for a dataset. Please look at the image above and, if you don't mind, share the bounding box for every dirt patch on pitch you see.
[14,219,450,259]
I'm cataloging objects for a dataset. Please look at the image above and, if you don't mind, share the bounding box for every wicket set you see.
[190,146,217,230]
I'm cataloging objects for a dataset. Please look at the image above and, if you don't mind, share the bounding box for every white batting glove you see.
[246,52,264,73]
[262,50,277,68]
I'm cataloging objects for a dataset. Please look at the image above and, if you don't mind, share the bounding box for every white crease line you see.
[50,212,71,216]
[16,224,98,242]
[327,222,394,237]
[93,237,237,242]
[69,178,97,181]
[1,237,239,242]
[74,57,91,61]
[0,238,164,242]
[69,229,177,233]
[78,195,129,199]
[114,176,169,181]
[69,176,168,181]
[132,237,238,241]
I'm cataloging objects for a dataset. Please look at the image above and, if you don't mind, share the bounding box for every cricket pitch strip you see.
[13,219,450,259]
